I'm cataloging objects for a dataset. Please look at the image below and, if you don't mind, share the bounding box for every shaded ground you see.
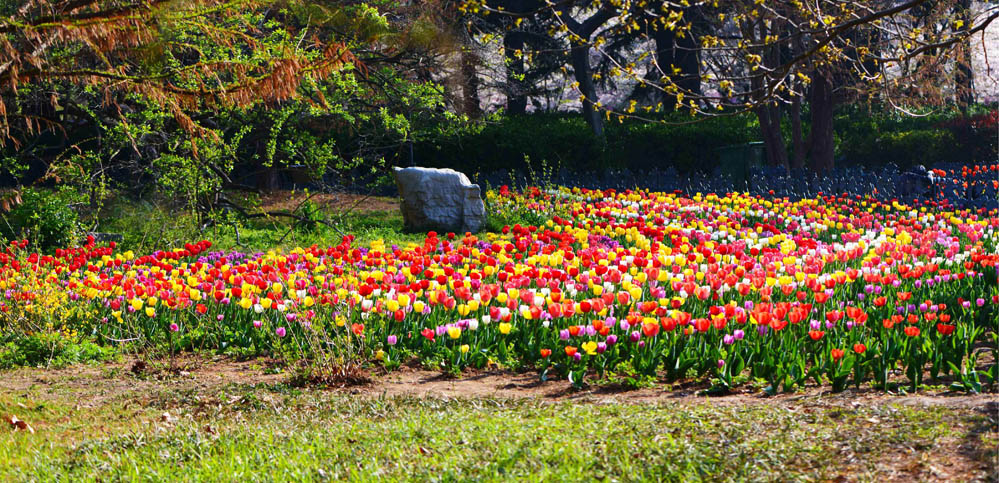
[2,357,997,481]
[258,191,400,215]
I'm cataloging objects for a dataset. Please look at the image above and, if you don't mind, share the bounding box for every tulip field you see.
[2,186,998,393]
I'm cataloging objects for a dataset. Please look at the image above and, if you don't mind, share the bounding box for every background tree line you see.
[0,0,996,226]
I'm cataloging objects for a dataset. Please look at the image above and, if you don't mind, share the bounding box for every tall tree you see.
[470,0,999,172]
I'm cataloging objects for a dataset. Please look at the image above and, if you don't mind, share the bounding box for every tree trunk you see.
[790,92,807,171]
[257,165,281,192]
[744,17,786,171]
[503,31,527,115]
[650,26,676,108]
[673,28,700,98]
[757,103,788,171]
[460,48,482,118]
[570,43,604,138]
[955,0,975,111]
[809,72,836,174]
[649,23,700,110]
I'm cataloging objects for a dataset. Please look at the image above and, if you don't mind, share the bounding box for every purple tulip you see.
[559,329,571,341]
[387,335,398,346]
[733,329,745,340]
[170,323,179,332]
[606,334,618,346]
[276,327,286,338]
[630,331,641,343]
[718,359,725,368]
[723,334,735,345]
[596,342,607,354]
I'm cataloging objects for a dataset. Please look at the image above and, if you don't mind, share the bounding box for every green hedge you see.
[411,106,996,174]
[834,105,995,169]
[412,113,759,174]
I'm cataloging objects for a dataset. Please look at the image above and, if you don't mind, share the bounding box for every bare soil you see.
[7,355,997,410]
[258,191,399,214]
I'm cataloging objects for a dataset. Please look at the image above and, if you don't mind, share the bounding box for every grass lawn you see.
[95,192,426,254]
[1,359,996,481]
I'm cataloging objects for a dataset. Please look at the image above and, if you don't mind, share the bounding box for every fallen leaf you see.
[7,415,34,434]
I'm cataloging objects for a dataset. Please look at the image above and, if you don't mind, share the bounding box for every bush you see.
[835,106,996,169]
[412,106,995,176]
[879,129,959,168]
[0,188,81,251]
[0,332,117,369]
[413,112,759,175]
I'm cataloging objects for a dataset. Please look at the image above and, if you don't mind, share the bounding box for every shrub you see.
[0,332,117,369]
[413,112,759,175]
[0,188,81,251]
[413,106,995,176]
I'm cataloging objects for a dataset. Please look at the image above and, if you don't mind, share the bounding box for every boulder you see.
[393,167,485,233]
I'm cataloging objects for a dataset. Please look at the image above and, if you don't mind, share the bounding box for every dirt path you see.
[6,356,997,411]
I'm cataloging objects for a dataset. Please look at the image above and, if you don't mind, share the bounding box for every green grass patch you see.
[94,196,426,253]
[0,378,993,481]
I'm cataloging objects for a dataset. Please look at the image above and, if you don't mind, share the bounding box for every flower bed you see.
[2,186,997,392]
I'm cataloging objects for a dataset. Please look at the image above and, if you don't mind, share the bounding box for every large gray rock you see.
[393,167,486,233]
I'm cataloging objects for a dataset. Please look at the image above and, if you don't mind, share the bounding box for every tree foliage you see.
[1,0,459,227]
[462,0,999,171]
